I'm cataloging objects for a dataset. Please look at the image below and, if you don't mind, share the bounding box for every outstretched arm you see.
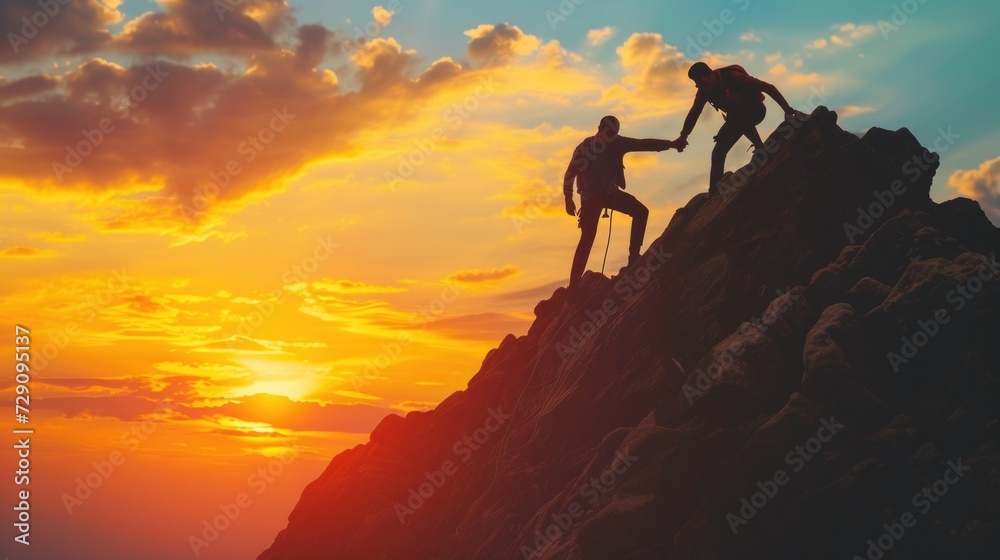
[676,95,707,148]
[759,80,794,114]
[680,96,707,137]
[620,138,676,153]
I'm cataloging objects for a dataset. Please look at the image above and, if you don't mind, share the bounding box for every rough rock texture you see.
[259,108,1000,560]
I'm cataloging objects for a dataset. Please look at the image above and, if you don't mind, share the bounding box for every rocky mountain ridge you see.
[259,107,1000,560]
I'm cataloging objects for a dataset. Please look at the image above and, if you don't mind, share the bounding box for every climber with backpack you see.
[564,116,682,294]
[673,62,798,213]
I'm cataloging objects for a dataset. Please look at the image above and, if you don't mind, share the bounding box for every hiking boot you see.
[617,254,640,276]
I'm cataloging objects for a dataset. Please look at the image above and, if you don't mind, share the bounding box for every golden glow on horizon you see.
[234,359,326,401]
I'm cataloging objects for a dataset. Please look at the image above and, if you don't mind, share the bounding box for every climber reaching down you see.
[673,62,798,213]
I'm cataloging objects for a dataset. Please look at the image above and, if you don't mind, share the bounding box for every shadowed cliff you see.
[258,107,1000,560]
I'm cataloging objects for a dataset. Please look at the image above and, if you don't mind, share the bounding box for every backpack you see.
[708,64,766,113]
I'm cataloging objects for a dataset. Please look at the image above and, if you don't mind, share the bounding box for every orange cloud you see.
[0,245,55,258]
[838,23,878,40]
[587,26,617,47]
[603,33,692,117]
[0,35,472,238]
[112,0,290,55]
[294,24,334,73]
[500,176,565,224]
[465,23,541,65]
[308,279,408,294]
[837,105,876,117]
[537,39,584,69]
[949,155,1000,219]
[28,230,87,242]
[291,288,418,336]
[33,390,393,433]
[0,74,58,101]
[391,400,437,412]
[373,6,394,27]
[617,32,686,93]
[784,72,824,86]
[1,0,118,62]
[446,264,521,285]
[426,311,531,340]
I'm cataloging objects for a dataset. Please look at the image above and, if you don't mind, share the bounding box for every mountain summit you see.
[258,108,1000,560]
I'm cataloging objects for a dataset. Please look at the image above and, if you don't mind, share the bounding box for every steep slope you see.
[259,107,1000,560]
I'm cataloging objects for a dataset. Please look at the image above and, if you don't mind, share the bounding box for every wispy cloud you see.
[0,245,55,258]
[807,37,828,49]
[587,26,617,46]
[445,264,521,285]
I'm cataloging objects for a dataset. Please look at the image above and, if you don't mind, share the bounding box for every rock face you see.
[258,108,1000,560]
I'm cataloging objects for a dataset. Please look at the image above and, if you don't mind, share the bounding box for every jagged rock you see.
[845,276,893,313]
[801,303,858,401]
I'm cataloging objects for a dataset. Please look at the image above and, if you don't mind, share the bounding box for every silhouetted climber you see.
[564,116,681,292]
[673,62,797,213]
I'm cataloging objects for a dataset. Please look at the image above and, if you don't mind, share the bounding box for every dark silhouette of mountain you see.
[258,108,1000,560]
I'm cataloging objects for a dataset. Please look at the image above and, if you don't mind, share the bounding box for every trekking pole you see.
[600,189,618,275]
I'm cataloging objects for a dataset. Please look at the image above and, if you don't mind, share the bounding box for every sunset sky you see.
[2,1,999,559]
